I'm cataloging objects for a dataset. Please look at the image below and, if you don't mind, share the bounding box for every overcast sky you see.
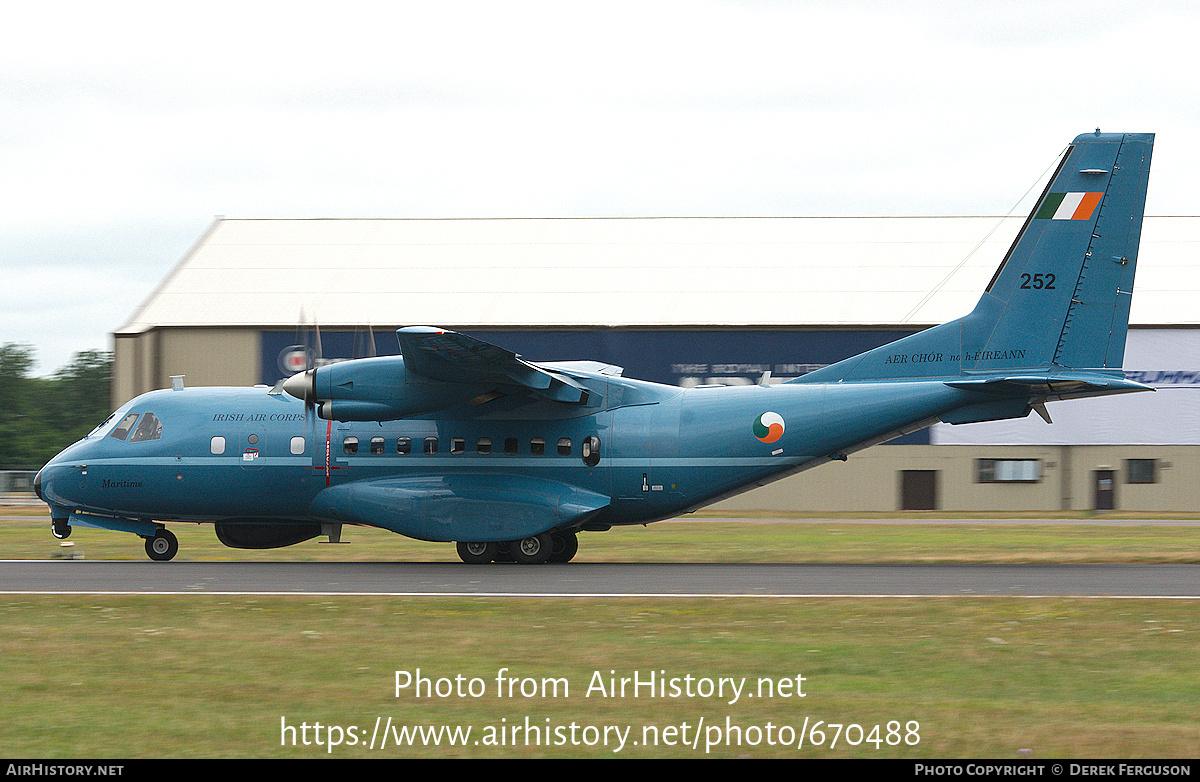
[2,0,1197,376]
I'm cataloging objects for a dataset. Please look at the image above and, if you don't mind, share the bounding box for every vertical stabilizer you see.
[981,131,1153,371]
[793,131,1154,384]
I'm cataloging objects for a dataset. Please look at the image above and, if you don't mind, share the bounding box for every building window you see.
[1125,459,1157,484]
[977,459,1041,483]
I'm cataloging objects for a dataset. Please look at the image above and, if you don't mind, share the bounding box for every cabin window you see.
[504,437,518,455]
[397,437,411,454]
[370,436,386,455]
[530,437,545,455]
[211,436,226,455]
[129,412,162,442]
[582,436,601,467]
[424,436,438,455]
[477,437,492,455]
[343,436,359,455]
[557,437,572,456]
[109,413,139,441]
[290,436,305,455]
[451,437,465,455]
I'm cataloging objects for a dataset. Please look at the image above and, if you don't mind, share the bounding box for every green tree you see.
[0,344,37,469]
[42,350,113,440]
[0,345,113,469]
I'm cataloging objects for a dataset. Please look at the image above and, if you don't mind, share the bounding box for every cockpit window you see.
[109,413,140,441]
[129,412,163,442]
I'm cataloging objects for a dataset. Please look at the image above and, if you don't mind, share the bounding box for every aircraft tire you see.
[51,520,71,540]
[548,531,578,564]
[145,529,178,562]
[512,532,553,565]
[457,541,497,564]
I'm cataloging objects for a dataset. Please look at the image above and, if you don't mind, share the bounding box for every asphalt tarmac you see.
[2,560,1198,597]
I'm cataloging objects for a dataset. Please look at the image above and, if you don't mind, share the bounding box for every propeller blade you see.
[313,320,323,367]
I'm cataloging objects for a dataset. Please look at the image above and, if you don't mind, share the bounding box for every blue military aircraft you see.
[35,131,1154,564]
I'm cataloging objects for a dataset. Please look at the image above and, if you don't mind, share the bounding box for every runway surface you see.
[2,560,1198,597]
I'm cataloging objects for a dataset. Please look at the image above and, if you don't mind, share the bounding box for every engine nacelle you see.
[282,355,482,422]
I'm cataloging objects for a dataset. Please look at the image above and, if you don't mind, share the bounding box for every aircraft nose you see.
[33,458,74,510]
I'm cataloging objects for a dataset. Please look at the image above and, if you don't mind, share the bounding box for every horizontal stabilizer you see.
[945,372,1152,401]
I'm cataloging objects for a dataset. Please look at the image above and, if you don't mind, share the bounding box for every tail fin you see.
[793,131,1154,384]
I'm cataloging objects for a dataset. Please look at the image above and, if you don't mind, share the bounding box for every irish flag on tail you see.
[1035,192,1103,220]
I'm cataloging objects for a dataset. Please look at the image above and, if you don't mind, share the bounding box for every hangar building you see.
[114,216,1200,514]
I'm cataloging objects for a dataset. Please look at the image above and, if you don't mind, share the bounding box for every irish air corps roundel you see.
[753,412,785,444]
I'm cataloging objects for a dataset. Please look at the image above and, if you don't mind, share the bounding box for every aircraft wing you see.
[308,472,611,542]
[397,326,590,404]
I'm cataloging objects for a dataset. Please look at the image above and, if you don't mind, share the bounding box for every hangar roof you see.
[118,216,1200,334]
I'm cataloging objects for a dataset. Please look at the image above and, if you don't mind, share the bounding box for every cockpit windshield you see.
[109,413,140,441]
[87,399,137,440]
[106,411,164,442]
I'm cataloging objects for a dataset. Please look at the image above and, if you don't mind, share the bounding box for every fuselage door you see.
[612,404,653,501]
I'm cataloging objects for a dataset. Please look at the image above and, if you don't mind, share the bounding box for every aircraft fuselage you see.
[37,371,973,544]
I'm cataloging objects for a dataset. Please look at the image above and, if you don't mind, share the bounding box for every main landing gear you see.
[456,530,578,565]
[143,528,179,562]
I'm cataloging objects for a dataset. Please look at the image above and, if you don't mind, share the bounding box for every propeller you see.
[284,308,324,420]
[353,322,377,359]
[304,315,323,370]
